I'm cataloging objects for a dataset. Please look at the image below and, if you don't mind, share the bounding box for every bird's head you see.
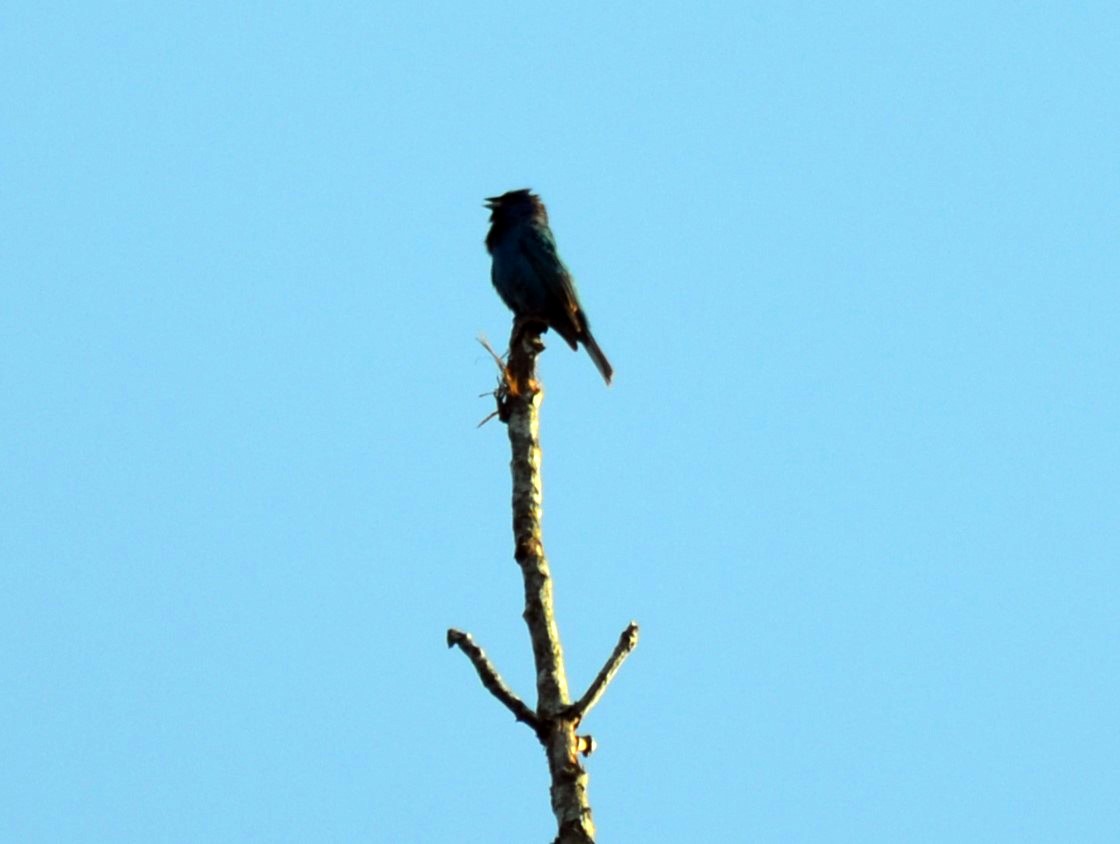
[485,189,548,224]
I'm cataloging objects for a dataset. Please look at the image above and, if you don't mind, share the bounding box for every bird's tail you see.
[581,331,614,385]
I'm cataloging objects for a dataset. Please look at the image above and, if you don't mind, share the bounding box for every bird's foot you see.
[511,316,548,353]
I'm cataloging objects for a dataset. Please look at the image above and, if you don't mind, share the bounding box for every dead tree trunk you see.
[448,324,638,844]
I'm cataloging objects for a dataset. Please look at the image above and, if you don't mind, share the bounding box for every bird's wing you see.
[518,225,583,346]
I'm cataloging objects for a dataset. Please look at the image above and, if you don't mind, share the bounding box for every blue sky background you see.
[3,2,1117,841]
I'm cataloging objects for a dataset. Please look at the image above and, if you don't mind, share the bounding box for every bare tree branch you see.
[447,628,541,735]
[450,320,637,844]
[505,325,596,844]
[569,622,640,725]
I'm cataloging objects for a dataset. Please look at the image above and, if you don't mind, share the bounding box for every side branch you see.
[569,622,640,725]
[447,628,542,735]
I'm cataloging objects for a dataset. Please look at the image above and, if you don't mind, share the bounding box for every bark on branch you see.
[504,325,596,844]
[449,321,638,844]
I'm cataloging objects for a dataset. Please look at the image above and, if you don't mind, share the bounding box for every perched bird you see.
[484,189,613,385]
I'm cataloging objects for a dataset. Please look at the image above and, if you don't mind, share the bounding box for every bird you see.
[484,189,613,385]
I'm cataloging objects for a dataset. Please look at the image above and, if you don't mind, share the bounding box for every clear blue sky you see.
[3,3,1117,841]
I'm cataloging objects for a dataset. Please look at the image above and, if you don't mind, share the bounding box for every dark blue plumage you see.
[484,189,613,385]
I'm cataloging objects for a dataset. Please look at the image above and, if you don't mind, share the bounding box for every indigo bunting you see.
[485,189,613,385]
